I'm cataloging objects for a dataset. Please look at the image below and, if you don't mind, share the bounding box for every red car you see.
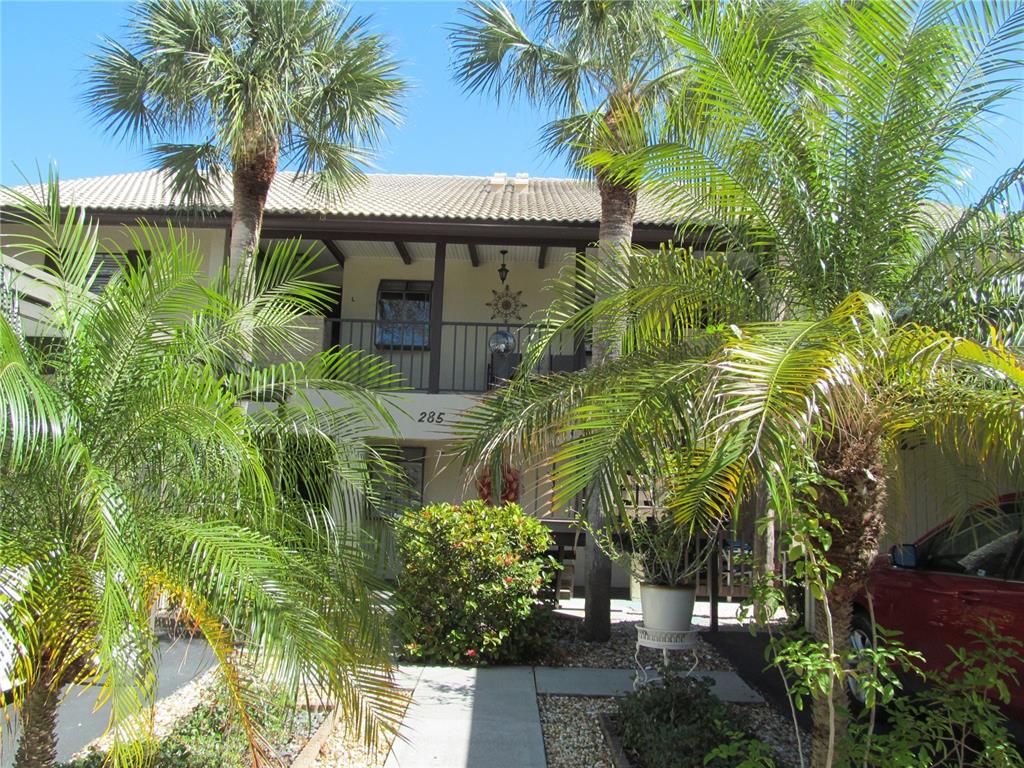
[852,494,1024,724]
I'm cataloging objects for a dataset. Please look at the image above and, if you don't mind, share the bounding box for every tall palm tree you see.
[596,0,1024,326]
[85,0,406,279]
[0,176,405,768]
[449,0,685,639]
[458,0,1024,763]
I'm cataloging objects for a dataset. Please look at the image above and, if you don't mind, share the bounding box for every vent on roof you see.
[488,172,508,188]
[512,172,529,190]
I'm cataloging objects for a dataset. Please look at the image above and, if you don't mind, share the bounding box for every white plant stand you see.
[633,625,700,689]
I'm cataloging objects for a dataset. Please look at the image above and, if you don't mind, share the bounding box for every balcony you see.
[325,319,583,393]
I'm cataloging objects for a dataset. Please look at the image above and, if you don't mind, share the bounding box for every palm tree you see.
[449,0,685,639]
[595,0,1024,327]
[0,176,405,768]
[85,0,406,279]
[457,252,1024,768]
[458,1,1024,763]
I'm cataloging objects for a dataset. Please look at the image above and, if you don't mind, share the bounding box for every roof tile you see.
[2,170,672,226]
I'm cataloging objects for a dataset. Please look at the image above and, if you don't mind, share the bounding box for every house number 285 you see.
[417,411,445,423]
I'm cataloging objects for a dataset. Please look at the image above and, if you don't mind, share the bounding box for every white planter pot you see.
[639,583,696,633]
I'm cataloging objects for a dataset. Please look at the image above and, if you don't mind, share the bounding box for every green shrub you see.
[618,671,738,768]
[395,500,559,665]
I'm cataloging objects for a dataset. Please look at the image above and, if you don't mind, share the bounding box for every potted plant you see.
[587,511,714,633]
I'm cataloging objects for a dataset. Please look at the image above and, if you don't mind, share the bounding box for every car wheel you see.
[846,610,875,711]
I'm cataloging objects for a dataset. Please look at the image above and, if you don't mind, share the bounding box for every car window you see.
[921,502,1022,578]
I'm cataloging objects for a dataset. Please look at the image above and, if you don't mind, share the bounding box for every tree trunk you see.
[809,429,887,768]
[228,145,278,282]
[14,662,61,768]
[752,481,776,620]
[583,175,637,642]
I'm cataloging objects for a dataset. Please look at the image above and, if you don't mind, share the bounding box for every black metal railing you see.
[324,318,582,393]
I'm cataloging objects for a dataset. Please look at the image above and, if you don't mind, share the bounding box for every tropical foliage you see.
[457,2,1024,763]
[595,0,1024,334]
[85,0,406,275]
[0,177,404,768]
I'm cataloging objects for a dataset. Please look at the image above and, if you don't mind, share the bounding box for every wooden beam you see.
[467,243,480,267]
[428,242,447,393]
[322,239,345,267]
[537,245,548,269]
[394,241,412,265]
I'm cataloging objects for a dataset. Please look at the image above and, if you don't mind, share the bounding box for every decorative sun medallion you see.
[486,285,527,322]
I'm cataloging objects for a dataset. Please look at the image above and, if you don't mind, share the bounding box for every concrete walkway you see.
[1,635,215,766]
[385,666,547,768]
[383,664,760,768]
[534,667,762,703]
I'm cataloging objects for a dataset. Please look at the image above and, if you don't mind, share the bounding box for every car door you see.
[908,501,1023,670]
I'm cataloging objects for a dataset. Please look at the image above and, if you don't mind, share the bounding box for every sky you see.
[1,0,1022,200]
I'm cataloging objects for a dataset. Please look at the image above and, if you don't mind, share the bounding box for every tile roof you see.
[1,170,673,226]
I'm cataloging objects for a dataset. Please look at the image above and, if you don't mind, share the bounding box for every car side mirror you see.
[891,543,917,569]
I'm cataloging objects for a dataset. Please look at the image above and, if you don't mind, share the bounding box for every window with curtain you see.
[375,279,432,349]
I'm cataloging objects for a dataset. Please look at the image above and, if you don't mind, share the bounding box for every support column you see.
[573,243,588,371]
[428,241,447,393]
[710,528,720,633]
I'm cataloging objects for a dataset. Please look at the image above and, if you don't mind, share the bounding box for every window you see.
[920,502,1023,578]
[372,446,426,518]
[375,280,431,349]
[90,251,146,294]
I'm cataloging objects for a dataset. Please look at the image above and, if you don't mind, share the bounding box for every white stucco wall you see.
[2,222,229,279]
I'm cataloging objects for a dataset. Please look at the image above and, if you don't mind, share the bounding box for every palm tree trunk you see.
[809,429,887,768]
[583,175,637,642]
[14,663,60,768]
[228,145,278,282]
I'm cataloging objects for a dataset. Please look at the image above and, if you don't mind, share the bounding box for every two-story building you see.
[2,170,678,590]
[5,170,1008,602]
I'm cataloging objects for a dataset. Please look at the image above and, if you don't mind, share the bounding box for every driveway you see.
[1,634,215,765]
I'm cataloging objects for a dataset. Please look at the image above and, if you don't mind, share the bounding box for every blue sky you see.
[2,0,1021,200]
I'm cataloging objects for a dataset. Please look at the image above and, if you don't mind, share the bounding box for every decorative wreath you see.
[476,465,521,504]
[486,285,527,322]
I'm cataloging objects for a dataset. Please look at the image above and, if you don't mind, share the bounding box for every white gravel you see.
[71,666,220,759]
[546,613,734,671]
[307,690,412,768]
[728,702,809,767]
[540,613,808,768]
[539,695,618,768]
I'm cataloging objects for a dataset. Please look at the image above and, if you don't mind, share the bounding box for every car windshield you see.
[926,502,1022,578]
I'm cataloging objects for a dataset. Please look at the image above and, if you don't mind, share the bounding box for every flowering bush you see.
[395,501,559,665]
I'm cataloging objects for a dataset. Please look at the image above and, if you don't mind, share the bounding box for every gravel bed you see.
[72,666,220,759]
[727,701,809,768]
[309,689,412,768]
[545,613,734,671]
[539,695,618,768]
[541,613,807,768]
[276,707,331,763]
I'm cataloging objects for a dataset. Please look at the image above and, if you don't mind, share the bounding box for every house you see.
[1,170,678,590]
[3,170,995,594]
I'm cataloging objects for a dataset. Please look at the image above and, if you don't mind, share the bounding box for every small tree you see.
[85,0,406,279]
[0,177,404,768]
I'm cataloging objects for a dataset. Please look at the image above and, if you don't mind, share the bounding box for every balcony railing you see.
[324,318,583,393]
